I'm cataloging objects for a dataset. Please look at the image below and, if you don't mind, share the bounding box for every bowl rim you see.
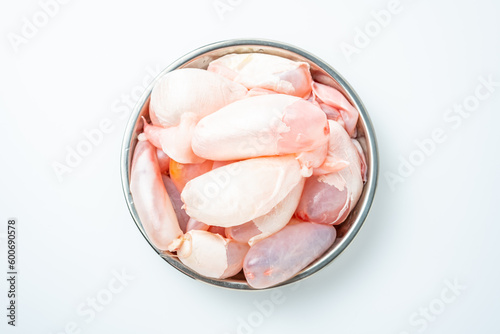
[120,38,379,290]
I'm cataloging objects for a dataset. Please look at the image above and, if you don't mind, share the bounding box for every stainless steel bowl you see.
[120,39,378,290]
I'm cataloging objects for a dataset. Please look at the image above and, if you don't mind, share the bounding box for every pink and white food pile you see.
[130,53,367,289]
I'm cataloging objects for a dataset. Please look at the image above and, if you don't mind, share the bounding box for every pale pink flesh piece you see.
[208,225,226,238]
[352,138,368,182]
[317,103,348,131]
[313,160,350,176]
[185,218,209,232]
[298,121,363,225]
[192,94,328,167]
[156,149,170,173]
[177,230,249,279]
[243,222,336,289]
[287,217,304,226]
[149,68,247,127]
[225,221,260,244]
[246,87,278,98]
[161,175,190,233]
[223,241,251,278]
[148,68,247,163]
[170,159,214,193]
[295,143,328,177]
[142,117,163,149]
[129,139,183,250]
[312,82,358,137]
[249,178,305,246]
[149,105,160,125]
[314,120,360,176]
[317,103,341,120]
[181,155,303,227]
[278,99,329,154]
[308,95,341,122]
[143,116,205,164]
[208,53,312,98]
[295,175,349,225]
[211,160,238,170]
[158,113,205,164]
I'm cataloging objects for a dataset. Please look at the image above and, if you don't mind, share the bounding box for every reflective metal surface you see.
[120,39,379,290]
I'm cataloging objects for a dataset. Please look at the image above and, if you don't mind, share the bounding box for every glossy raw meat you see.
[295,144,328,177]
[156,149,170,173]
[312,82,358,137]
[314,120,361,176]
[141,117,162,148]
[225,221,260,244]
[143,114,204,164]
[186,218,209,232]
[192,94,329,168]
[177,230,249,279]
[211,160,238,170]
[225,178,304,245]
[131,56,366,288]
[295,175,348,224]
[149,68,247,163]
[207,225,226,237]
[352,138,367,182]
[129,139,182,250]
[169,159,214,192]
[161,175,190,233]
[181,155,302,227]
[297,121,363,225]
[208,53,312,98]
[249,178,305,245]
[246,87,278,98]
[243,222,336,289]
[150,68,247,127]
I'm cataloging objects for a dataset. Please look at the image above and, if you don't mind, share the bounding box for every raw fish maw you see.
[192,94,329,164]
[169,159,214,192]
[181,155,302,227]
[150,68,247,127]
[177,230,249,279]
[243,222,336,289]
[148,68,247,163]
[161,175,190,233]
[312,82,359,137]
[130,139,183,250]
[296,121,363,225]
[208,53,312,98]
[249,178,305,245]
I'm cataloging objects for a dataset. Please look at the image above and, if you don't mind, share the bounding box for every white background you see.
[1,0,499,333]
